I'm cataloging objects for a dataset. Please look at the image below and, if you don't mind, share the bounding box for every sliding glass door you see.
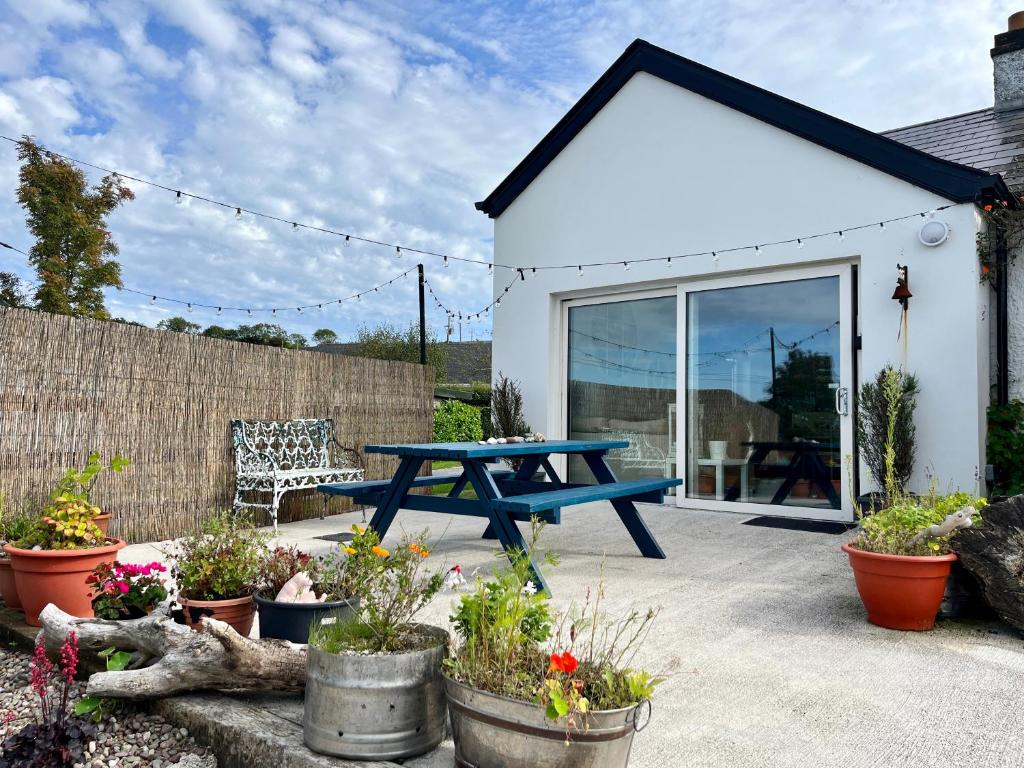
[681,268,853,520]
[565,293,677,485]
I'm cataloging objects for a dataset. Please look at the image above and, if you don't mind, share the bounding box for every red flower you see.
[548,651,579,675]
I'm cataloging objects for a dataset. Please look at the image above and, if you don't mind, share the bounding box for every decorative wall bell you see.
[892,264,912,309]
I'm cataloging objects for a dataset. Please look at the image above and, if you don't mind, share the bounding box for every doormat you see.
[742,516,856,535]
[315,532,356,543]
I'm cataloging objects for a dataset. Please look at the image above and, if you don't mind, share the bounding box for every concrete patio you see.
[121,502,1024,768]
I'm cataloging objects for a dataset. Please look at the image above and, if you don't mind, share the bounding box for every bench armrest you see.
[329,438,365,471]
[235,432,282,475]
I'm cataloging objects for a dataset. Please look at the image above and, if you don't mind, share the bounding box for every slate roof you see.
[882,107,1024,195]
[476,39,1013,218]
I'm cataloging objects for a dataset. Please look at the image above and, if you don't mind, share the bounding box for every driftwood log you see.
[39,603,307,699]
[953,495,1024,632]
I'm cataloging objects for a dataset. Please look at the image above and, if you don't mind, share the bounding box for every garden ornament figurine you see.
[275,571,325,603]
[907,507,975,548]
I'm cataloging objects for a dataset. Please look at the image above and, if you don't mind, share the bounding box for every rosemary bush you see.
[856,366,918,501]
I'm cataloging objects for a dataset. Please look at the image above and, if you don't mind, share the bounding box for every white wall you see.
[489,72,987,496]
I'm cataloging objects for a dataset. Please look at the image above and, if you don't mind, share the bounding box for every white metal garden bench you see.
[231,418,364,528]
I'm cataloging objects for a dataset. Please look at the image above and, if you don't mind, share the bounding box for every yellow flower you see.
[353,525,367,534]
[371,545,390,558]
[343,546,356,555]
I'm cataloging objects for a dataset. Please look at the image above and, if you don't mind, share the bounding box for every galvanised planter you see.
[304,624,447,760]
[444,674,648,768]
[254,591,358,644]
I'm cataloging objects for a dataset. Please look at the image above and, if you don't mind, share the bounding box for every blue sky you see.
[0,0,1018,342]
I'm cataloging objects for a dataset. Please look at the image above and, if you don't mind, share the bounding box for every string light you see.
[623,261,630,271]
[666,257,672,268]
[796,239,804,249]
[444,256,449,268]
[754,245,762,256]
[175,191,183,205]
[578,265,584,277]
[0,136,959,276]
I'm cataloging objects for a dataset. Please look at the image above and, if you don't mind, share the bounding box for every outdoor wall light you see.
[918,217,950,247]
[892,264,912,308]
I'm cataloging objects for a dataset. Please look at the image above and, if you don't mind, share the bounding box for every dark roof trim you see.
[476,39,1014,218]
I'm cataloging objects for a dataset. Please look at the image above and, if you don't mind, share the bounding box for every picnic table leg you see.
[368,457,423,538]
[462,461,550,594]
[582,452,665,559]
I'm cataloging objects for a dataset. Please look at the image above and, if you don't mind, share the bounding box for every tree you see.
[199,322,306,349]
[351,322,448,382]
[313,328,338,345]
[16,136,134,319]
[492,371,529,438]
[0,272,29,308]
[157,316,202,334]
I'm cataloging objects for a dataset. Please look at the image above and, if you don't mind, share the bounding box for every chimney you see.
[993,12,1024,112]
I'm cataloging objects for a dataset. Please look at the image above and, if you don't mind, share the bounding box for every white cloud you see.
[0,0,1017,344]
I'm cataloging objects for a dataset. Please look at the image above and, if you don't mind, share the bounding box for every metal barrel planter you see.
[444,675,648,768]
[254,592,358,644]
[303,624,447,760]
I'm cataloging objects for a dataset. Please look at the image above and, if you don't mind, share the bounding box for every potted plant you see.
[254,544,359,643]
[444,524,663,767]
[4,503,126,627]
[843,489,985,630]
[48,452,131,536]
[0,498,37,611]
[843,365,984,630]
[166,511,269,636]
[88,560,169,620]
[303,525,446,760]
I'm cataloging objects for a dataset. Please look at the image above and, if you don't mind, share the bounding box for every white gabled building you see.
[478,16,1024,522]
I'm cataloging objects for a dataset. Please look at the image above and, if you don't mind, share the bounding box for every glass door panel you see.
[685,277,841,510]
[567,296,677,484]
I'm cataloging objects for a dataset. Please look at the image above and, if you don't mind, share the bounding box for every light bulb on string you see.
[344,235,351,246]
[487,263,493,275]
[395,246,401,258]
[879,221,885,230]
[518,269,525,281]
[150,296,156,304]
[444,256,449,268]
[578,265,584,277]
[235,207,242,219]
[175,191,183,206]
[797,239,804,249]
[496,297,502,307]
[754,245,762,256]
[217,307,222,315]
[623,261,630,271]
[838,230,845,241]
[666,257,672,268]
[187,303,192,313]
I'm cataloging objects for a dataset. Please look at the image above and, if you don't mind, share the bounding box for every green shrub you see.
[433,400,483,443]
[987,401,1024,496]
[856,366,918,499]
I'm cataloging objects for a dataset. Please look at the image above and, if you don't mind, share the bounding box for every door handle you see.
[834,386,849,417]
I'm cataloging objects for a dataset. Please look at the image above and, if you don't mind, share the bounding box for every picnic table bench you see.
[320,440,680,592]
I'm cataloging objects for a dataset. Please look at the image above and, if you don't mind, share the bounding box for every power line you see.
[1,239,415,314]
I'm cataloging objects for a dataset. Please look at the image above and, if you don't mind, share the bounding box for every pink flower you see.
[59,631,79,684]
[29,638,53,698]
[116,580,130,594]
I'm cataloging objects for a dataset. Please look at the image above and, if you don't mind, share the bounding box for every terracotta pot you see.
[93,514,111,536]
[842,543,956,631]
[3,540,126,627]
[0,558,22,611]
[179,595,255,637]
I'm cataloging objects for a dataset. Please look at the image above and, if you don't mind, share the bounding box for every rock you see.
[953,494,1024,631]
[486,437,497,445]
[507,435,525,443]
[170,756,217,768]
[496,437,507,444]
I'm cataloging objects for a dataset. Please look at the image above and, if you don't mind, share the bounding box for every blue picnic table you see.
[319,439,681,592]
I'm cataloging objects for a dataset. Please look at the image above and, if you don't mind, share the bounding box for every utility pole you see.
[417,263,426,365]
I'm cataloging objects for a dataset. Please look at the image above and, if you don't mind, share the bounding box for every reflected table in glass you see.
[695,458,750,501]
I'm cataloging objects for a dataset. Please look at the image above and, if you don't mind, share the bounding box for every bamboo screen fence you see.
[0,308,434,543]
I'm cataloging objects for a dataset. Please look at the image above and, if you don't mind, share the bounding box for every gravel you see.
[0,645,216,767]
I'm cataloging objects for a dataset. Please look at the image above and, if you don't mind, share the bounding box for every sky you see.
[0,0,1018,343]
